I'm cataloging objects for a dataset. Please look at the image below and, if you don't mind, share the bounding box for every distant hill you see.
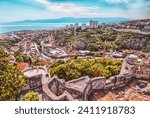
[3,17,129,25]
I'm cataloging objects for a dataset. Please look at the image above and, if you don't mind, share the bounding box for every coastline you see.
[0,23,71,34]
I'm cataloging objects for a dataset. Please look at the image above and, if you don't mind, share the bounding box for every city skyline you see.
[0,0,150,22]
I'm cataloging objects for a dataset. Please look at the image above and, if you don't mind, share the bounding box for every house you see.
[143,26,150,32]
[126,54,138,65]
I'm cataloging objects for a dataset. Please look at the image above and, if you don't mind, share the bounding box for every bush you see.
[22,92,39,101]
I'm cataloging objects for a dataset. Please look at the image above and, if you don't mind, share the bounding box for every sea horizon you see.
[0,17,130,34]
[0,23,72,34]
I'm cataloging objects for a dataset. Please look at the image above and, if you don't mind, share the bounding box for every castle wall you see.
[48,78,65,96]
[22,63,150,101]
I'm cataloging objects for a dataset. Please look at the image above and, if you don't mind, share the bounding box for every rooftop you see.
[23,67,47,78]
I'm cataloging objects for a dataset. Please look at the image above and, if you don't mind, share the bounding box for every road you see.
[114,28,150,35]
[33,42,52,60]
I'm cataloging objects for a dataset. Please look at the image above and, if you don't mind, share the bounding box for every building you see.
[89,20,99,29]
[65,25,69,29]
[93,21,99,29]
[74,23,79,29]
[70,24,74,29]
[21,66,50,97]
[90,20,93,28]
[81,24,87,30]
[143,26,150,32]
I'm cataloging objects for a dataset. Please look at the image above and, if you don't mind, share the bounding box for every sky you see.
[0,0,150,22]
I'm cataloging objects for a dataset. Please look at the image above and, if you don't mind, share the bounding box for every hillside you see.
[54,28,150,52]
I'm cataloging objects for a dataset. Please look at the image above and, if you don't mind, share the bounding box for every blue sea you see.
[0,23,70,33]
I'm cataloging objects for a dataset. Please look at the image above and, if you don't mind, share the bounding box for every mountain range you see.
[3,17,129,25]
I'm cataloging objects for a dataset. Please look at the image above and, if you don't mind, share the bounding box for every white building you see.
[89,20,99,29]
[74,23,79,29]
[65,25,69,29]
[81,24,87,30]
[70,24,74,29]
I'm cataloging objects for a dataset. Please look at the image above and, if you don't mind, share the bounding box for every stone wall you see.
[131,64,150,77]
[42,73,150,101]
[20,74,43,97]
[22,63,150,101]
[42,76,74,101]
[21,66,49,97]
[48,77,65,96]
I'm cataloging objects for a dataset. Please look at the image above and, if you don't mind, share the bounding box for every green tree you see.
[14,51,30,63]
[0,48,27,100]
[22,92,39,101]
[33,59,44,66]
[50,58,122,81]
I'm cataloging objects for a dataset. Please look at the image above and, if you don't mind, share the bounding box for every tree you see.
[0,48,27,100]
[22,92,39,101]
[34,38,41,46]
[14,51,30,63]
[50,58,122,81]
[33,59,44,66]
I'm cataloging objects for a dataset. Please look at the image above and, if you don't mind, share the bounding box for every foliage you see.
[0,48,27,100]
[22,92,39,101]
[34,38,41,46]
[50,58,122,81]
[54,28,150,51]
[14,51,31,63]
[33,59,44,66]
[0,38,21,49]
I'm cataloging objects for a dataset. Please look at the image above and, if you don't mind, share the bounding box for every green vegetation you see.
[14,52,46,66]
[50,58,122,81]
[54,28,150,51]
[14,51,31,63]
[0,38,21,49]
[33,59,45,66]
[0,47,27,100]
[22,92,39,101]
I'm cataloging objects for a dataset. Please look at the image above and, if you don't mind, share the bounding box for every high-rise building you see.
[74,23,79,29]
[90,20,94,28]
[94,21,98,28]
[65,25,69,29]
[89,20,99,29]
[70,24,74,29]
[81,23,87,30]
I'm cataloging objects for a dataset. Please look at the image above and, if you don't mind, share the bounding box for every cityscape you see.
[0,0,150,101]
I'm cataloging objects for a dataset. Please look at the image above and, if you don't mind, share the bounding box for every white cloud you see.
[34,0,128,18]
[34,0,150,19]
[34,0,99,18]
[105,0,129,3]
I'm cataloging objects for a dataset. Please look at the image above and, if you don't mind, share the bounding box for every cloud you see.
[34,0,99,18]
[34,0,150,19]
[34,0,129,18]
[105,0,129,3]
[0,0,149,22]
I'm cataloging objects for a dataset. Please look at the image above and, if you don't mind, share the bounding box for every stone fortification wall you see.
[42,73,150,101]
[23,63,150,101]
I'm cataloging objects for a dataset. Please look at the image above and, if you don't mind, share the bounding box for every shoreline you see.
[0,23,72,34]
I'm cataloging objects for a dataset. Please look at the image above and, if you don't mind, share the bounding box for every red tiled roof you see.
[17,62,29,71]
